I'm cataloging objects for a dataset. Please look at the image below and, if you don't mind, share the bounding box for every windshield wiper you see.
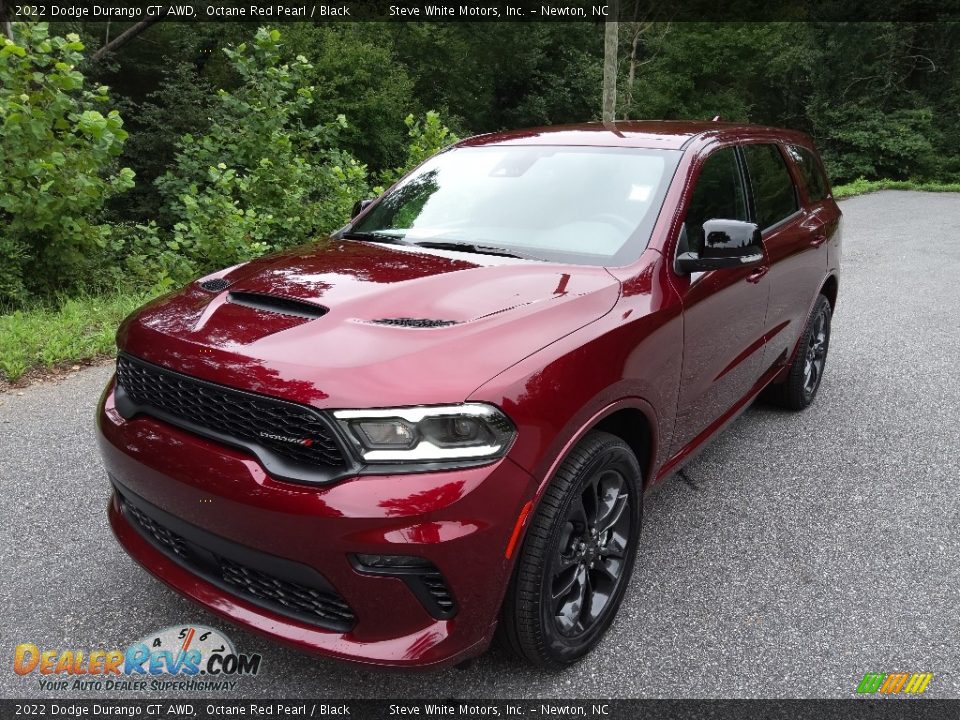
[340,230,415,246]
[413,241,542,261]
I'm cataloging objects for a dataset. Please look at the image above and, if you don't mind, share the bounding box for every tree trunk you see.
[624,26,643,120]
[1,0,14,41]
[602,3,619,123]
[90,13,166,62]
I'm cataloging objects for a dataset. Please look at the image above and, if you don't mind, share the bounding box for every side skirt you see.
[653,361,784,484]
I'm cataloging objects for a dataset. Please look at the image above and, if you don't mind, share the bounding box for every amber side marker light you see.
[505,501,534,559]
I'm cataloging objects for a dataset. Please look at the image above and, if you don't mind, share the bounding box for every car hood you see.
[117,240,621,408]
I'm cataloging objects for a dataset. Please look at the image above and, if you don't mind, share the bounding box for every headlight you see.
[332,404,515,463]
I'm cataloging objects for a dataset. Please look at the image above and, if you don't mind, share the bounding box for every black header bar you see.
[3,0,960,22]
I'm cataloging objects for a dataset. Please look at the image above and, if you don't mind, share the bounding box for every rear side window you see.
[683,147,748,254]
[787,145,829,202]
[742,144,798,230]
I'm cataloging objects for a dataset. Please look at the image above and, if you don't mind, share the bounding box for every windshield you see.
[349,145,681,266]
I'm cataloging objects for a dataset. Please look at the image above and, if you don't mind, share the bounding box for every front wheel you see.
[499,431,642,669]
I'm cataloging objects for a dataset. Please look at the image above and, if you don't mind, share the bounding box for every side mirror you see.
[676,219,764,274]
[351,198,375,219]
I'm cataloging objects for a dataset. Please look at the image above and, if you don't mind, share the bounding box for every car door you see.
[739,142,829,372]
[669,144,771,457]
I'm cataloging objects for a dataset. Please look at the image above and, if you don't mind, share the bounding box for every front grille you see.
[371,317,457,328]
[120,493,356,630]
[115,354,346,471]
[220,558,355,627]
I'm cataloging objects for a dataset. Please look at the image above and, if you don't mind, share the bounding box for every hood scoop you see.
[371,317,458,328]
[227,291,328,319]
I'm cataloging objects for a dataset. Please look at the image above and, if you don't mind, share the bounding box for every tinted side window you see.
[742,144,798,230]
[787,145,828,202]
[684,147,748,254]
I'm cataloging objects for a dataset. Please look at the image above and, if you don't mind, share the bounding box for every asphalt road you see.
[2,190,958,700]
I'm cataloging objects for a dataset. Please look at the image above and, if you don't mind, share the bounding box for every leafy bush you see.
[282,23,419,171]
[832,177,960,199]
[113,61,215,223]
[376,111,460,191]
[156,28,370,278]
[0,23,134,306]
[814,107,939,183]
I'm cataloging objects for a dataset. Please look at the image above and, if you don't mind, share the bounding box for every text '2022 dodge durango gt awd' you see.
[97,121,841,670]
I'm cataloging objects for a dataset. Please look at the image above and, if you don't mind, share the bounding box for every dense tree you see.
[2,19,958,310]
[0,23,133,304]
[620,22,959,181]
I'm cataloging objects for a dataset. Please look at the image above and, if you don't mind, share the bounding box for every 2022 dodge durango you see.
[97,121,841,670]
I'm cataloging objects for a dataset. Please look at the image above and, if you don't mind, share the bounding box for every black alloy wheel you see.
[550,467,632,637]
[500,431,642,669]
[765,293,833,410]
[802,305,829,400]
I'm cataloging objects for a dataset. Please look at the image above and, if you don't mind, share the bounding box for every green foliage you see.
[281,23,418,171]
[113,61,215,222]
[814,107,938,182]
[832,177,960,199]
[0,290,150,382]
[387,23,601,133]
[377,111,460,191]
[156,28,370,278]
[619,22,960,184]
[3,18,959,382]
[0,23,133,305]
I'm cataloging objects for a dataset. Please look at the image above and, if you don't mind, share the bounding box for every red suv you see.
[97,121,841,669]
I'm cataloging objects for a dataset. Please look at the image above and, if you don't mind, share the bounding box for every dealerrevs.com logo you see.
[13,625,262,692]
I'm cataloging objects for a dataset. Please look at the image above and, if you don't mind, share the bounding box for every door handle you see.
[746,266,769,284]
[811,233,828,248]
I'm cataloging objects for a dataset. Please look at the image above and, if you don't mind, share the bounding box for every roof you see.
[457,120,808,151]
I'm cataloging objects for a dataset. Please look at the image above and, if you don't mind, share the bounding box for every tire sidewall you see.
[802,296,833,404]
[532,439,642,665]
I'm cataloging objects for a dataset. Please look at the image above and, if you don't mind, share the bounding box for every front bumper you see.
[97,379,536,668]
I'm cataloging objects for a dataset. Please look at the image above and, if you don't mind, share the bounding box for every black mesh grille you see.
[116,355,346,470]
[125,503,190,559]
[121,495,355,630]
[372,318,457,328]
[200,278,232,292]
[220,558,356,627]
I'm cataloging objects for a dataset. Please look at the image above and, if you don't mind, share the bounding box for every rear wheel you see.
[500,431,642,669]
[766,294,832,410]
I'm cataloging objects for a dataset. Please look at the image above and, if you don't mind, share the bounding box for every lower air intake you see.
[119,490,356,631]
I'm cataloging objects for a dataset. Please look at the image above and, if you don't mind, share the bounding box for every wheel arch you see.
[592,408,655,490]
[531,397,660,505]
[820,274,839,310]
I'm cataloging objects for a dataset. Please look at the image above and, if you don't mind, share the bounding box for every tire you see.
[499,431,642,669]
[766,294,832,411]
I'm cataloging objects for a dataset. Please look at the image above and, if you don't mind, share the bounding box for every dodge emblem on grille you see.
[259,431,313,446]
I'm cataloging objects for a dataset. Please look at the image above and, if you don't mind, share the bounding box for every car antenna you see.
[711,115,722,121]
